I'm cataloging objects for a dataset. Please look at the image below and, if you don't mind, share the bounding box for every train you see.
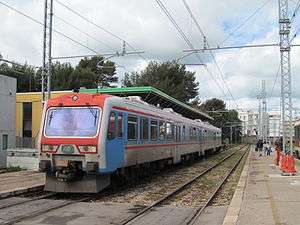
[294,120,300,158]
[38,93,222,193]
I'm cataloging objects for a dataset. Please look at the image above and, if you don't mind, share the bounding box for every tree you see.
[0,63,37,92]
[122,61,199,103]
[0,56,117,92]
[75,56,118,89]
[199,98,242,143]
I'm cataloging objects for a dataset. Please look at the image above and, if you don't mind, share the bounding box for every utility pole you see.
[42,0,53,105]
[257,80,267,141]
[262,80,267,141]
[257,92,262,140]
[278,0,293,155]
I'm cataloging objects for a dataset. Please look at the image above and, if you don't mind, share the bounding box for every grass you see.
[0,166,23,174]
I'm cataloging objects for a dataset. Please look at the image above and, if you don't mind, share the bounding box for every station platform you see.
[0,171,45,198]
[223,147,300,225]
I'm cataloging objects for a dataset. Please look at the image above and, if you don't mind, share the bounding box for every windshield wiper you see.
[48,111,54,125]
[86,104,98,126]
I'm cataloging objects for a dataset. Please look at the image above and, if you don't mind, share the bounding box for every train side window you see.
[182,125,186,141]
[107,112,116,140]
[128,115,138,141]
[175,125,180,142]
[166,122,174,141]
[117,114,123,138]
[140,117,149,141]
[178,125,181,142]
[150,119,158,141]
[159,121,166,141]
[199,129,203,141]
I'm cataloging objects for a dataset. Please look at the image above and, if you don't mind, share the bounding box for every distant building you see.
[268,112,281,138]
[238,110,282,140]
[0,75,16,168]
[238,110,259,136]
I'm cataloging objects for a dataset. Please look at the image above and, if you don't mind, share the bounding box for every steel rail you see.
[0,195,94,225]
[186,145,250,224]
[121,144,248,225]
[0,192,57,210]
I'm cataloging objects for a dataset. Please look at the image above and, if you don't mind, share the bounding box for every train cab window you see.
[140,117,149,141]
[150,120,158,141]
[117,114,123,138]
[107,112,116,140]
[159,121,166,141]
[128,115,138,140]
[182,125,186,141]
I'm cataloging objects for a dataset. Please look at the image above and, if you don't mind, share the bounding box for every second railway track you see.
[121,144,250,225]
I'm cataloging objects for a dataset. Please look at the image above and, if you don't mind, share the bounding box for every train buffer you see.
[223,146,300,225]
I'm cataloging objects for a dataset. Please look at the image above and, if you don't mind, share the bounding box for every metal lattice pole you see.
[257,93,262,139]
[278,0,293,154]
[42,0,53,105]
[262,80,267,141]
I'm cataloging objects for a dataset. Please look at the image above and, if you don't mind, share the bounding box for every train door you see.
[173,123,181,163]
[106,111,125,170]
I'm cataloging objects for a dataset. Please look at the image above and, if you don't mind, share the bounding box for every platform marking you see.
[290,180,300,186]
[268,174,300,178]
[266,168,282,225]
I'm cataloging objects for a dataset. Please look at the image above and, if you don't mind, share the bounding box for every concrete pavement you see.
[223,148,300,225]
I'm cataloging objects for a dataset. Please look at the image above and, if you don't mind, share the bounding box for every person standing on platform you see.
[266,141,271,156]
[263,140,267,155]
[257,139,263,157]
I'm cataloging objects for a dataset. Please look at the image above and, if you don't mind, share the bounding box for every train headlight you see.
[78,145,97,153]
[41,144,58,152]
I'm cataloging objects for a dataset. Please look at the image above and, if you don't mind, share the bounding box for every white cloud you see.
[0,0,300,113]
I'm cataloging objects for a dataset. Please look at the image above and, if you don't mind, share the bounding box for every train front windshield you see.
[45,107,101,137]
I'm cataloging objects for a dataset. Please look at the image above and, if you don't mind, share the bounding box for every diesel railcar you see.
[38,93,222,193]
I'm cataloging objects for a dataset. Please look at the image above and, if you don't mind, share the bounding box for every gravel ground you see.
[212,147,250,206]
[93,146,243,207]
[164,150,246,207]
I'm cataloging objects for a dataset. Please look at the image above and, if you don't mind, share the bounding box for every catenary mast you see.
[278,0,293,154]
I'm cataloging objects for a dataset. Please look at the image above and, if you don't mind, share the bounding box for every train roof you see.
[80,86,213,122]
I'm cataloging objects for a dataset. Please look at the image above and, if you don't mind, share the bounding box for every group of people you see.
[256,139,272,156]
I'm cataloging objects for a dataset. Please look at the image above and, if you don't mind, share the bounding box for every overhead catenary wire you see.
[54,15,116,52]
[0,1,102,56]
[154,0,231,101]
[54,0,146,61]
[270,64,280,98]
[290,0,300,24]
[181,0,239,109]
[219,0,272,45]
[290,26,300,44]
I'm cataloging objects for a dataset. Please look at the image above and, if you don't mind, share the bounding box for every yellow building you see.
[16,91,71,146]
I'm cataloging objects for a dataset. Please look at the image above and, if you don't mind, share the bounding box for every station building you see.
[0,75,16,168]
[15,86,212,147]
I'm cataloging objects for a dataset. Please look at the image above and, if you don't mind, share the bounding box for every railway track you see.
[0,193,93,225]
[121,144,249,225]
[0,145,247,225]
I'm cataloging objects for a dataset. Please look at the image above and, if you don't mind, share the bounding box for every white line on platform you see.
[268,174,300,178]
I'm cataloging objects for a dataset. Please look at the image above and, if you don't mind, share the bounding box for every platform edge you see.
[221,146,252,225]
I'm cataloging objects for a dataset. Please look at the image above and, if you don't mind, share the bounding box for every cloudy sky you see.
[0,0,299,113]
